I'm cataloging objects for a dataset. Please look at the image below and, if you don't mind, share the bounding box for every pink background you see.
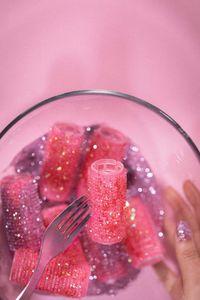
[0,0,200,149]
[0,1,199,300]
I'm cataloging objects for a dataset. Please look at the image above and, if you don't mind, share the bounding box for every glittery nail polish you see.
[10,240,91,298]
[1,174,44,252]
[125,197,163,268]
[39,123,84,202]
[177,220,192,241]
[77,126,129,197]
[87,159,127,245]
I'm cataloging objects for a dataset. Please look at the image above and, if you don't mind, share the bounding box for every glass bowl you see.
[0,90,199,300]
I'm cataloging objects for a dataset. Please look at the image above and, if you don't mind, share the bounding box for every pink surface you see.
[0,1,199,300]
[0,0,200,149]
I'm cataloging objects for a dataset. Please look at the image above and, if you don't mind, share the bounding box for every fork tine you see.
[76,196,88,207]
[53,196,86,226]
[65,214,90,244]
[58,199,88,231]
[61,205,90,236]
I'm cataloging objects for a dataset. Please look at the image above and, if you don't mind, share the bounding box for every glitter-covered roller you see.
[86,126,129,161]
[39,123,84,202]
[10,241,91,298]
[11,135,46,177]
[42,204,67,227]
[125,197,163,269]
[124,144,165,230]
[77,126,129,196]
[0,174,44,252]
[87,159,127,245]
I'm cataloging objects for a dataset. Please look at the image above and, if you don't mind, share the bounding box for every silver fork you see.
[16,196,90,300]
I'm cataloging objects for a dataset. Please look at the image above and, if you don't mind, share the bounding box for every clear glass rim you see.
[0,89,199,161]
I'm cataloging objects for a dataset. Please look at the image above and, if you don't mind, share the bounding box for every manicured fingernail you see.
[177,220,192,241]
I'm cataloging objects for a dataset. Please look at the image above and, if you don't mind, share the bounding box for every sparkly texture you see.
[124,144,164,229]
[77,125,129,197]
[158,231,164,238]
[42,204,67,227]
[125,197,164,268]
[87,159,127,244]
[10,241,90,298]
[11,135,46,176]
[82,232,132,282]
[177,220,192,241]
[39,123,84,202]
[88,126,129,160]
[1,174,44,252]
[87,268,139,297]
[70,124,100,199]
[81,231,140,296]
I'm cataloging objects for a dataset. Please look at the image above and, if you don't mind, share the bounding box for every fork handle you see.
[16,249,50,300]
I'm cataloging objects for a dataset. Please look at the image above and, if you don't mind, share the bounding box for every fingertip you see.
[183,180,193,196]
[164,187,186,220]
[183,179,193,187]
[183,179,199,190]
[164,186,176,198]
[183,180,200,201]
[164,187,179,210]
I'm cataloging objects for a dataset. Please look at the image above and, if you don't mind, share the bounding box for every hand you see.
[154,180,200,300]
